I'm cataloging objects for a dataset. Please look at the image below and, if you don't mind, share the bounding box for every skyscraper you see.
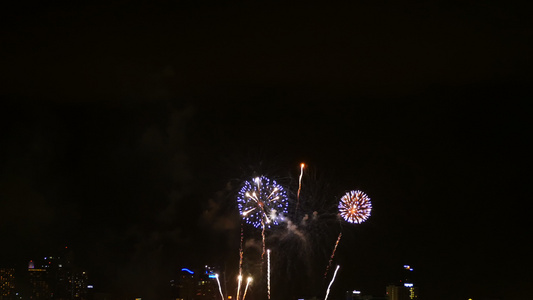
[28,265,51,300]
[0,268,16,300]
[386,265,418,300]
[69,271,88,299]
[177,266,219,300]
[386,285,409,300]
[27,252,89,300]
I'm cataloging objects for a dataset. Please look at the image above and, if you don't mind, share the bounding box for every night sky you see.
[1,1,531,300]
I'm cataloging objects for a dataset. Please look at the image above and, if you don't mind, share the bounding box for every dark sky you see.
[0,1,531,300]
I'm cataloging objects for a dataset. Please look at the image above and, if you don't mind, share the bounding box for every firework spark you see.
[242,276,252,300]
[324,232,342,278]
[261,219,266,260]
[296,163,305,211]
[324,265,340,300]
[238,176,287,262]
[339,190,372,224]
[215,274,224,300]
[239,222,244,277]
[237,176,288,228]
[267,249,271,300]
[236,274,243,300]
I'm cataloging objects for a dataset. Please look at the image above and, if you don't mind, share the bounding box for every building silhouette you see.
[176,266,220,300]
[27,251,89,300]
[347,290,387,300]
[386,265,418,300]
[0,268,16,300]
[28,265,51,300]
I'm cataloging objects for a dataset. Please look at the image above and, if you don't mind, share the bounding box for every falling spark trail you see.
[324,232,342,278]
[324,265,340,300]
[239,223,244,274]
[215,274,224,300]
[296,163,305,211]
[236,275,243,300]
[242,277,252,300]
[267,249,271,300]
[236,222,244,300]
[261,219,266,263]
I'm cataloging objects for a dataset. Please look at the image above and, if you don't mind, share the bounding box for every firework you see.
[339,190,372,224]
[261,219,266,260]
[267,249,271,300]
[236,274,243,300]
[324,265,340,300]
[296,163,305,211]
[324,232,342,278]
[238,223,244,278]
[215,274,224,300]
[242,276,253,300]
[237,176,288,228]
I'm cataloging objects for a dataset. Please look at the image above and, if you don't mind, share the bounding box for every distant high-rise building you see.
[177,268,196,300]
[346,290,387,300]
[386,283,418,300]
[177,266,219,300]
[28,251,89,300]
[0,268,16,300]
[386,265,418,300]
[196,273,218,300]
[386,285,409,300]
[69,271,88,299]
[28,267,51,300]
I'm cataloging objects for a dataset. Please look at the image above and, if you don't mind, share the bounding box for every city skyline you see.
[1,250,90,300]
[2,252,422,300]
[1,1,531,299]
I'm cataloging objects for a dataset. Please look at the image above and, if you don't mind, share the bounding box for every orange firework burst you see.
[339,190,372,224]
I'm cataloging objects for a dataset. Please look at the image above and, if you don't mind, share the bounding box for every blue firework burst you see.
[237,176,288,228]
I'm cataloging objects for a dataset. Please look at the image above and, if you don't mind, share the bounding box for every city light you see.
[404,265,413,271]
[181,268,194,274]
